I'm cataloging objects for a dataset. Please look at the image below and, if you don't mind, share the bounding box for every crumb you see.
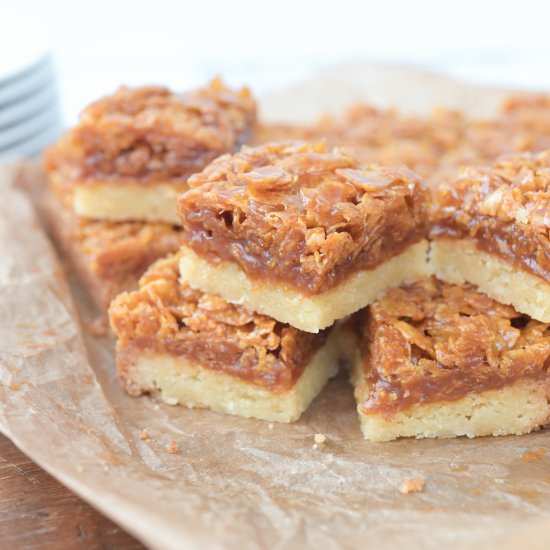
[399,477,426,494]
[519,448,547,463]
[84,316,109,337]
[268,423,274,430]
[9,382,20,391]
[312,443,318,450]
[167,439,179,454]
[139,428,151,441]
[450,464,469,472]
[17,340,45,350]
[98,452,125,465]
[314,433,326,445]
[54,266,66,281]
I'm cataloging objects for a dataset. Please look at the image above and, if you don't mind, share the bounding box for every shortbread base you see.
[74,182,183,225]
[431,238,550,322]
[178,240,430,333]
[121,329,341,423]
[351,359,550,441]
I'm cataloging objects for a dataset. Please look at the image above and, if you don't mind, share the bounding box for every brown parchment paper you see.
[1,63,550,550]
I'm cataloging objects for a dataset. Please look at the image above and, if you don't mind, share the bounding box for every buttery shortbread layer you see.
[122,329,341,423]
[178,240,430,333]
[351,358,550,441]
[73,182,183,225]
[431,238,550,322]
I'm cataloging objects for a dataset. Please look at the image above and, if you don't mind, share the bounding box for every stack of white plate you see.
[0,13,61,161]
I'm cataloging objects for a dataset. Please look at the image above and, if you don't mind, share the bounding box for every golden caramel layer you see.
[257,93,550,184]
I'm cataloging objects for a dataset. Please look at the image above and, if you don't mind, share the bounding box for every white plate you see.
[0,81,57,129]
[0,103,59,149]
[0,12,50,86]
[0,57,55,107]
[0,121,60,161]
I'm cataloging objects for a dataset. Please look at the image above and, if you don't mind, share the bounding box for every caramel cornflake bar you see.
[327,104,550,185]
[431,150,550,322]
[43,189,182,310]
[498,93,550,153]
[177,141,431,333]
[45,78,256,224]
[108,255,340,422]
[255,95,550,186]
[255,108,475,184]
[350,277,550,441]
[319,105,472,181]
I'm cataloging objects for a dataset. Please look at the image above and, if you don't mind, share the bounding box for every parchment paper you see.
[1,63,550,550]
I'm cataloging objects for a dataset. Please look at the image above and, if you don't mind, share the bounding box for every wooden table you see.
[0,434,144,549]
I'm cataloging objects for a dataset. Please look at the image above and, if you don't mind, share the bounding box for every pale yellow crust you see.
[121,328,341,423]
[73,182,184,225]
[351,355,550,442]
[178,240,430,333]
[431,238,550,322]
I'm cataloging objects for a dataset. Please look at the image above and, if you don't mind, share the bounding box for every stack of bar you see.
[44,80,549,440]
[431,151,550,322]
[43,78,256,309]
[109,141,549,436]
[109,141,432,421]
[349,277,550,441]
[176,141,431,331]
[350,149,550,440]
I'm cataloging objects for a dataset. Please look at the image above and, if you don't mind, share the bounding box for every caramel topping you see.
[432,150,550,281]
[499,93,550,153]
[50,186,182,280]
[178,141,429,293]
[257,93,550,185]
[45,78,256,184]
[256,109,473,183]
[78,218,182,280]
[109,255,327,390]
[360,277,550,416]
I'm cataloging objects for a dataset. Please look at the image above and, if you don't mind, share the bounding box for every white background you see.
[5,0,550,124]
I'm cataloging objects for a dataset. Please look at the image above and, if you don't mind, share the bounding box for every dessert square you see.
[350,277,550,441]
[431,151,550,322]
[108,254,340,422]
[255,107,468,183]
[498,94,550,153]
[43,190,182,310]
[177,141,431,333]
[44,78,256,224]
